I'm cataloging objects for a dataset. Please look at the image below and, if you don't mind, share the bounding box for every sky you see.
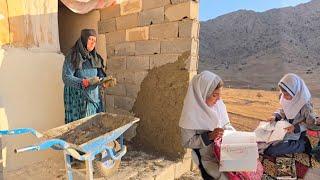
[200,0,311,21]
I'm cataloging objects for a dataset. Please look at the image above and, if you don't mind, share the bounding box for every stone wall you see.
[98,0,199,158]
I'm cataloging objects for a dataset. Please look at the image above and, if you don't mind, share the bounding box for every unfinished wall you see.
[98,0,199,158]
[0,0,65,173]
[0,0,9,46]
[4,0,59,51]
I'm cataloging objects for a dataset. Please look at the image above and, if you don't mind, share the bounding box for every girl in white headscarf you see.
[264,73,318,157]
[179,71,235,180]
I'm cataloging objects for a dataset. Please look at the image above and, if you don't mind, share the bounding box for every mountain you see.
[199,0,320,96]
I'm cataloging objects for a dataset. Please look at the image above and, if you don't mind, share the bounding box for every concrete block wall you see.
[99,0,200,112]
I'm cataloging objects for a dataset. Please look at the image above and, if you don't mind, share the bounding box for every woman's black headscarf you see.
[70,29,103,70]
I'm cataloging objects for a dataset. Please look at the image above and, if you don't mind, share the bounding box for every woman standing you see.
[62,29,107,124]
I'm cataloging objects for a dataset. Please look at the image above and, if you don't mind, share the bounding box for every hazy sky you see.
[200,0,311,21]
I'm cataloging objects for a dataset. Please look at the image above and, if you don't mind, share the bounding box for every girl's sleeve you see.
[274,108,286,121]
[180,128,212,149]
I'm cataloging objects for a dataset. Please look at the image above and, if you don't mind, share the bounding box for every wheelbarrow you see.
[0,113,139,180]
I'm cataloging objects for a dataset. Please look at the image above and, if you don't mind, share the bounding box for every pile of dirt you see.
[132,52,191,160]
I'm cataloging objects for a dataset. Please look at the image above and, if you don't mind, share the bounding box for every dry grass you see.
[223,88,320,131]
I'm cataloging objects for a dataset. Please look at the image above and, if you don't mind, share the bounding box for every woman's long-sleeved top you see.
[62,52,106,123]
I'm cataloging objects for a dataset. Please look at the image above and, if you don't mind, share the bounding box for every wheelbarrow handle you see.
[14,139,69,154]
[0,128,42,138]
[15,146,39,153]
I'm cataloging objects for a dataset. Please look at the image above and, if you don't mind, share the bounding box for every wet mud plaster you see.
[43,113,136,145]
[132,51,191,159]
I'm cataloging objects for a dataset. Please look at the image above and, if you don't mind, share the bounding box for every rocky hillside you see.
[199,0,320,95]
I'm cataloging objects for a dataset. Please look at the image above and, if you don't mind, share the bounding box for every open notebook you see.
[254,120,292,143]
[220,131,258,172]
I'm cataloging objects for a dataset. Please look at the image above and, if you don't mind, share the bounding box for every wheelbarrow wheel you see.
[94,141,121,177]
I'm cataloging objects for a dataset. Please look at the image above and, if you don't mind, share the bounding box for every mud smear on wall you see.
[132,51,191,160]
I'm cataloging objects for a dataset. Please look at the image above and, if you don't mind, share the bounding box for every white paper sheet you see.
[268,121,292,142]
[220,159,257,172]
[221,143,258,160]
[254,120,292,143]
[222,130,256,144]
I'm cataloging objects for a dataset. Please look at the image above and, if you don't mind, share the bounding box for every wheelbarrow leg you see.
[64,152,73,180]
[85,160,94,180]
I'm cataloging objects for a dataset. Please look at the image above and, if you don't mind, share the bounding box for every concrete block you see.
[185,55,198,71]
[150,54,179,68]
[98,18,116,34]
[127,56,150,70]
[107,70,126,83]
[116,13,139,30]
[192,39,199,57]
[189,71,197,82]
[107,56,126,70]
[126,84,141,98]
[106,83,126,96]
[179,19,199,38]
[105,95,115,108]
[174,158,192,179]
[106,45,115,58]
[105,30,126,45]
[142,0,171,10]
[114,42,135,56]
[120,0,142,15]
[150,22,178,40]
[114,96,135,111]
[190,159,199,171]
[183,149,192,159]
[154,164,175,180]
[135,40,160,55]
[126,27,149,41]
[139,7,164,26]
[96,34,107,60]
[171,0,199,4]
[165,1,198,21]
[100,4,121,20]
[161,38,197,55]
[125,71,148,85]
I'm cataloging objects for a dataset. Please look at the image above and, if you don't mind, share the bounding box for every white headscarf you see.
[278,73,311,119]
[179,71,230,131]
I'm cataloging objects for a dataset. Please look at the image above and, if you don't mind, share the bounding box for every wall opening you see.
[58,1,105,57]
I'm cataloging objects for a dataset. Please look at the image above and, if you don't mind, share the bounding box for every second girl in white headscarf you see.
[264,73,318,157]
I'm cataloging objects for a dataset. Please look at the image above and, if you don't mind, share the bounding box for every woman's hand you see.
[82,77,100,88]
[208,128,224,141]
[82,79,90,88]
[284,125,294,133]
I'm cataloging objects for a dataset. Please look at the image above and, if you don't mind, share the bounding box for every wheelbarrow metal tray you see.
[42,113,139,153]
